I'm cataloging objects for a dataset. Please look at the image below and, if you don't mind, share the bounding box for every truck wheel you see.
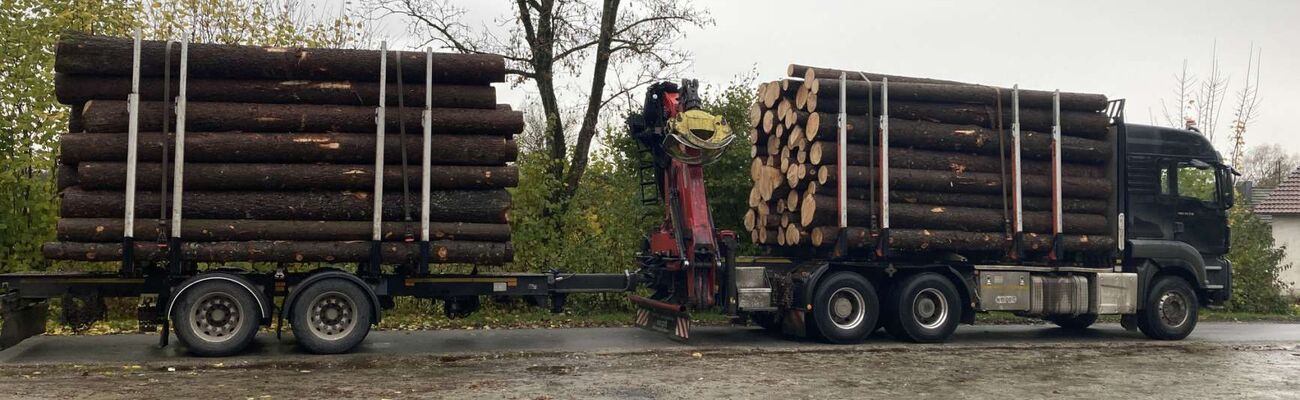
[810,272,879,344]
[171,280,260,357]
[885,273,961,343]
[1047,314,1098,330]
[1137,275,1198,340]
[290,279,373,354]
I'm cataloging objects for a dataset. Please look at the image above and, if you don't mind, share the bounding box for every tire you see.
[1047,313,1099,330]
[290,279,374,354]
[810,272,879,344]
[1137,275,1198,340]
[885,272,962,343]
[171,280,261,357]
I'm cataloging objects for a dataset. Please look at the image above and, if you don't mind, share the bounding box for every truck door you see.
[1168,160,1228,255]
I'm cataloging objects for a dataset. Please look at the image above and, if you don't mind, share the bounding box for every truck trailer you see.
[0,34,1234,356]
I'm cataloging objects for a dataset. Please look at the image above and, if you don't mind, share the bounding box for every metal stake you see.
[1012,85,1023,234]
[879,78,890,230]
[169,32,189,273]
[837,72,848,229]
[369,42,388,273]
[122,28,142,274]
[420,47,433,275]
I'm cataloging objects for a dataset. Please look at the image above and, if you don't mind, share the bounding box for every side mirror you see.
[1218,166,1235,209]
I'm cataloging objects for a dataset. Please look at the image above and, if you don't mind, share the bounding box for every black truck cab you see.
[1122,123,1234,305]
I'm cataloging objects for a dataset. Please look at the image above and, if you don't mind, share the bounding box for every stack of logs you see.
[743,64,1116,261]
[44,34,519,265]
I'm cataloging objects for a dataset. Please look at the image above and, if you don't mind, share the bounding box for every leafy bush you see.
[1225,206,1292,313]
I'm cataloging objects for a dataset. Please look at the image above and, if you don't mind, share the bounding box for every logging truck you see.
[0,34,1234,357]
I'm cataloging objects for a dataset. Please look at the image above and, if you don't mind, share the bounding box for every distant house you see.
[1253,167,1300,296]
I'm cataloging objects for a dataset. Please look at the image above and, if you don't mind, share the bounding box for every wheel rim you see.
[307,291,358,340]
[189,292,243,343]
[912,288,949,330]
[827,287,866,330]
[1157,290,1190,328]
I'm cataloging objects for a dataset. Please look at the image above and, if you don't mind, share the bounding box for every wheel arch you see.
[166,272,272,323]
[281,269,382,325]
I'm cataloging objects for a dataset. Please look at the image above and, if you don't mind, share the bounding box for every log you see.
[787,65,967,85]
[807,183,1108,214]
[59,132,517,165]
[809,144,1106,178]
[79,100,523,135]
[749,103,764,129]
[800,194,1108,234]
[761,80,782,107]
[55,74,497,109]
[57,219,510,242]
[59,188,510,223]
[784,224,809,246]
[56,33,504,84]
[42,240,513,264]
[818,166,1112,199]
[780,79,803,97]
[804,99,1109,139]
[806,79,1108,112]
[803,116,1109,163]
[73,162,518,191]
[886,229,1114,253]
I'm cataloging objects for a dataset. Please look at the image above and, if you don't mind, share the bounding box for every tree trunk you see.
[59,188,510,223]
[78,100,522,135]
[42,240,513,264]
[800,194,1107,233]
[72,162,517,191]
[59,132,517,165]
[808,184,1109,214]
[803,99,1109,139]
[55,33,505,84]
[803,116,1110,164]
[55,74,497,109]
[818,167,1112,199]
[57,218,510,242]
[806,79,1108,112]
[886,229,1114,253]
[808,144,1106,178]
[787,64,967,85]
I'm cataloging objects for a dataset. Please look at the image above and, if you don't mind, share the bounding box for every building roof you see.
[1256,167,1300,215]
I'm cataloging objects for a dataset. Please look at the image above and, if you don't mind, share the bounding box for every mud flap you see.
[634,306,692,341]
[1,300,49,350]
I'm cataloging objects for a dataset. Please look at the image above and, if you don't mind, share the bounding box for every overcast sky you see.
[341,0,1300,154]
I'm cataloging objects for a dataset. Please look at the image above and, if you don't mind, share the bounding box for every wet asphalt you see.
[1,322,1297,365]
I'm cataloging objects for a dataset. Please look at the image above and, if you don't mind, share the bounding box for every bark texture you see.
[79,100,523,135]
[57,219,510,242]
[55,33,505,84]
[72,162,517,191]
[43,240,513,264]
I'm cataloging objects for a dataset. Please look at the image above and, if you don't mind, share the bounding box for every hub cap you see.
[828,287,866,330]
[190,292,242,343]
[308,291,357,340]
[1158,290,1190,328]
[913,288,949,330]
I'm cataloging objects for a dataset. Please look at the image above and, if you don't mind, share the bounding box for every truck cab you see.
[1123,123,1234,306]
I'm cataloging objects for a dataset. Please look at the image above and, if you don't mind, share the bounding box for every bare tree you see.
[1160,59,1194,128]
[374,0,711,205]
[1194,41,1230,140]
[1228,45,1262,168]
[1240,144,1297,188]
